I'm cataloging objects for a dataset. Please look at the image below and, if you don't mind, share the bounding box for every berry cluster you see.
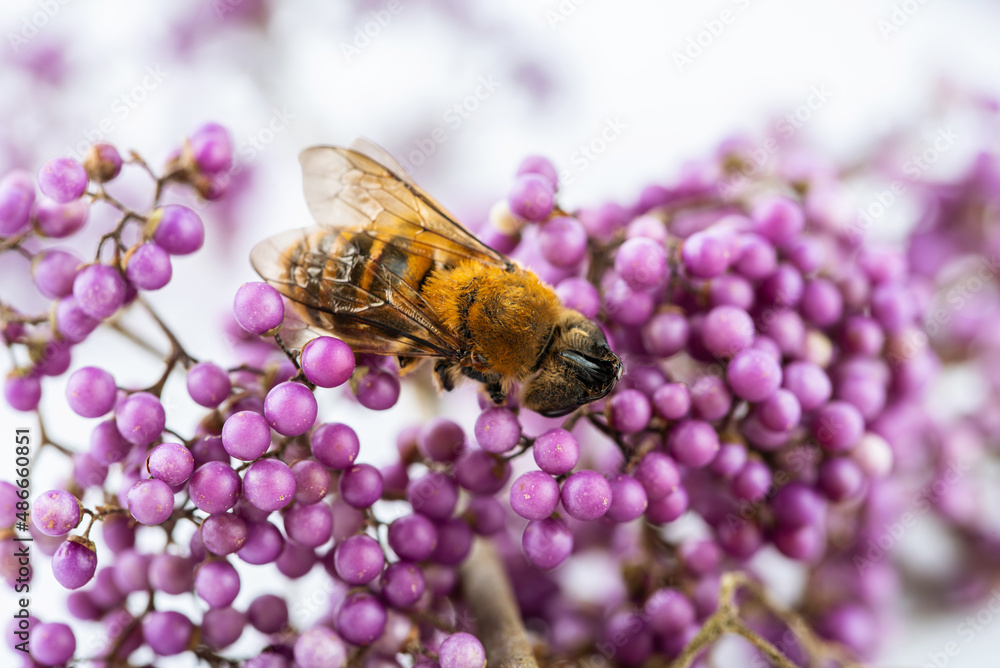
[2,112,998,668]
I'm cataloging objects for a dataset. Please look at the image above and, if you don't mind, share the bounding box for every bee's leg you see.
[485,381,505,405]
[434,360,457,392]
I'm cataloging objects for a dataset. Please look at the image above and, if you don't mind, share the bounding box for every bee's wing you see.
[251,227,464,358]
[299,145,510,267]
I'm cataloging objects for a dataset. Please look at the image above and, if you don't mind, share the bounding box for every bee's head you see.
[522,311,623,417]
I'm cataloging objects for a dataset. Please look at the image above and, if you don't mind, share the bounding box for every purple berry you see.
[301,336,355,388]
[149,204,204,255]
[38,157,88,202]
[125,242,172,290]
[73,264,126,319]
[65,366,116,418]
[508,173,555,221]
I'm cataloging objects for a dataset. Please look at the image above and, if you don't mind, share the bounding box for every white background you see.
[1,0,1000,666]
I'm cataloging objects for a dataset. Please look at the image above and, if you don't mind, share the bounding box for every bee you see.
[251,140,622,417]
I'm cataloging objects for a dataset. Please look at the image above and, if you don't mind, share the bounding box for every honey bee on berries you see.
[251,140,622,417]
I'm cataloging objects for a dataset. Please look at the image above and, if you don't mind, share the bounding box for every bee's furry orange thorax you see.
[423,261,561,380]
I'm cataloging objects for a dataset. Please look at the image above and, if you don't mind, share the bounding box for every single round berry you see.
[283,501,332,548]
[474,407,521,454]
[556,277,601,318]
[633,451,680,501]
[783,361,832,410]
[127,479,175,525]
[32,249,81,298]
[33,490,81,536]
[243,459,296,512]
[608,389,652,434]
[516,154,558,190]
[510,470,560,521]
[439,632,487,668]
[560,470,612,521]
[189,461,242,514]
[533,428,579,475]
[311,422,359,469]
[615,237,668,290]
[54,296,99,343]
[355,368,400,410]
[65,366,116,418]
[186,361,232,408]
[189,122,234,174]
[381,561,425,608]
[522,518,573,570]
[340,463,384,509]
[201,513,249,555]
[337,591,386,646]
[51,537,97,589]
[702,305,755,357]
[419,417,466,461]
[30,622,77,665]
[143,610,194,656]
[222,410,271,460]
[301,336,355,388]
[124,242,172,290]
[292,460,331,504]
[406,471,458,520]
[606,473,648,522]
[264,382,317,437]
[146,442,195,487]
[294,626,347,668]
[727,349,783,402]
[115,391,165,446]
[667,419,720,468]
[538,216,587,268]
[149,204,204,255]
[758,389,802,432]
[642,310,690,357]
[73,264,126,319]
[83,143,123,182]
[682,229,733,278]
[248,594,289,634]
[508,173,555,221]
[33,197,89,238]
[812,401,865,452]
[752,195,804,245]
[38,157,88,202]
[334,534,385,585]
[195,559,241,608]
[234,281,284,334]
[388,514,438,562]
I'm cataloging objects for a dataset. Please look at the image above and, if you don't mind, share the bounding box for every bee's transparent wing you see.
[299,145,511,267]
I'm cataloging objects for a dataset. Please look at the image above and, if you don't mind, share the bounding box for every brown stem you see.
[459,538,538,668]
[669,572,863,668]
